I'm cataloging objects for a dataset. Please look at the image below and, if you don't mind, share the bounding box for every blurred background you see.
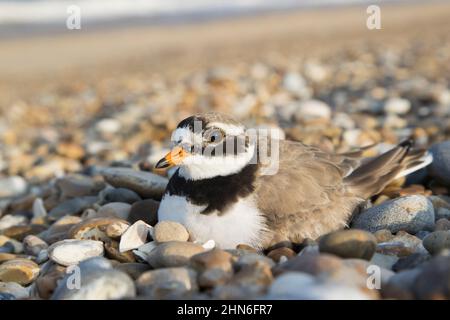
[1,0,450,189]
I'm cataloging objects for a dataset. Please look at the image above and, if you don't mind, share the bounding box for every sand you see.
[1,1,450,104]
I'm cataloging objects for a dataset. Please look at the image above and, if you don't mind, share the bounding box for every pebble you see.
[435,218,450,231]
[190,249,233,287]
[51,257,136,300]
[56,174,104,198]
[0,214,27,232]
[0,258,40,285]
[393,253,431,272]
[0,176,27,198]
[40,215,82,244]
[105,220,130,239]
[266,272,373,300]
[318,229,377,260]
[422,231,450,255]
[119,220,152,253]
[69,217,128,241]
[154,221,190,243]
[436,208,450,220]
[146,241,205,268]
[413,255,450,299]
[100,187,142,204]
[384,97,411,115]
[48,196,98,220]
[115,263,151,280]
[382,268,421,299]
[267,247,296,262]
[104,240,136,263]
[0,282,30,299]
[35,262,66,299]
[97,202,131,220]
[23,235,48,256]
[294,99,331,121]
[136,267,198,298]
[429,141,450,186]
[32,198,47,220]
[128,199,159,225]
[0,292,16,300]
[48,239,104,266]
[352,195,435,234]
[100,167,168,199]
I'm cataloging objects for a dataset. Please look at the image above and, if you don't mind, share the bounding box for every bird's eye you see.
[206,129,224,143]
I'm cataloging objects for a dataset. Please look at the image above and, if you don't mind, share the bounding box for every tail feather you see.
[345,140,432,198]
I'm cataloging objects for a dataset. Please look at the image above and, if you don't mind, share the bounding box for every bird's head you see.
[155,112,256,180]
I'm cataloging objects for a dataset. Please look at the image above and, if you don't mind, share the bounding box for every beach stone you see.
[436,208,450,220]
[136,267,198,298]
[56,175,104,198]
[0,252,17,263]
[48,196,98,220]
[41,215,82,244]
[95,118,121,134]
[373,229,394,243]
[282,72,310,98]
[100,187,141,204]
[266,272,373,300]
[119,220,152,252]
[154,221,189,243]
[376,241,415,257]
[0,292,16,300]
[413,255,450,299]
[48,239,104,266]
[190,249,233,288]
[51,257,135,300]
[294,99,331,121]
[147,241,205,268]
[352,195,435,234]
[97,202,131,220]
[32,198,47,219]
[35,263,66,299]
[0,282,29,299]
[435,218,450,231]
[272,252,346,279]
[128,199,159,225]
[0,259,40,285]
[0,176,27,198]
[105,220,129,239]
[100,167,168,199]
[104,240,135,263]
[0,214,27,232]
[230,258,273,288]
[382,268,421,299]
[370,253,399,270]
[115,263,151,280]
[23,235,48,256]
[0,236,23,253]
[267,247,296,262]
[384,97,411,115]
[319,229,377,260]
[69,217,128,241]
[234,252,275,269]
[2,224,47,241]
[423,231,450,255]
[393,253,431,272]
[429,141,450,186]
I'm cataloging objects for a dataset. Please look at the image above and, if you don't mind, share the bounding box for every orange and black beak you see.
[155,146,189,169]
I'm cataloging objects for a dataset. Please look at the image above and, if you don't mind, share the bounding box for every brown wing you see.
[254,139,363,245]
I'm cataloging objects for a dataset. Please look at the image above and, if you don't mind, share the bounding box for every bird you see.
[155,112,432,250]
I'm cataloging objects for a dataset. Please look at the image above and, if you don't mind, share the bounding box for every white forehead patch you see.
[171,127,203,145]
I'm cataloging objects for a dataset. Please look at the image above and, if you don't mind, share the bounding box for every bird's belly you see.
[157,193,266,249]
